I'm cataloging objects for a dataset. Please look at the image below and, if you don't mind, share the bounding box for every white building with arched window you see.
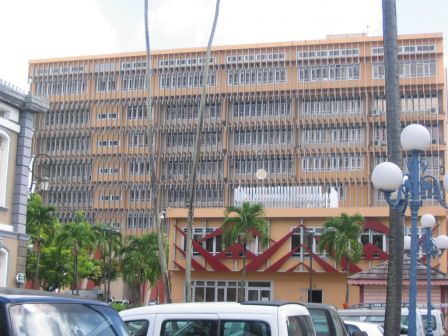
[0,80,48,288]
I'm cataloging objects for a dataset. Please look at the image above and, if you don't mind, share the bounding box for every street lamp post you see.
[29,153,52,193]
[404,214,448,336]
[29,153,52,290]
[371,124,448,336]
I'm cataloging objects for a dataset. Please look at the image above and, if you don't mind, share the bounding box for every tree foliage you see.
[55,211,96,295]
[317,212,364,304]
[121,233,161,305]
[26,193,59,289]
[221,202,270,301]
[92,225,122,295]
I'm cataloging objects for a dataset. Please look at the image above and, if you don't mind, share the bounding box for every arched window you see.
[0,246,8,287]
[0,130,11,208]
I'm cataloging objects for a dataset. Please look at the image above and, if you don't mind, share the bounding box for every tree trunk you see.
[241,241,247,302]
[382,1,404,335]
[74,251,79,295]
[185,0,221,302]
[34,238,41,290]
[102,257,107,301]
[345,257,350,305]
[144,0,172,303]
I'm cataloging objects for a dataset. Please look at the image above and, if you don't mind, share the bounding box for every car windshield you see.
[10,302,129,336]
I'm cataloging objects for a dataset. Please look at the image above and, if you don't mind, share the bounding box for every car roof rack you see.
[240,301,304,307]
[349,302,448,309]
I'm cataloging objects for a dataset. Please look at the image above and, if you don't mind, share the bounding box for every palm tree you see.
[184,0,221,302]
[221,202,270,301]
[382,0,404,334]
[317,213,364,306]
[55,211,96,295]
[93,225,121,301]
[121,233,161,305]
[144,0,171,303]
[26,193,58,290]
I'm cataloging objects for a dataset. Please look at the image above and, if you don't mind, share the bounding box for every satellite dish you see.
[256,168,267,180]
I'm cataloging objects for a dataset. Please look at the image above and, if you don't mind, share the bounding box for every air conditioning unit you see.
[370,109,381,116]
[431,139,437,144]
[430,107,439,114]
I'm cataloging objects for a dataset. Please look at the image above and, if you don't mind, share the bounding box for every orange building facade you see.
[28,33,447,306]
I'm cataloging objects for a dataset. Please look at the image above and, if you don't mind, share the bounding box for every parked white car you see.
[338,308,425,336]
[344,320,383,336]
[419,308,446,336]
[120,301,316,336]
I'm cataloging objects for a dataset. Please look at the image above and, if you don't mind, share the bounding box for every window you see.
[10,303,127,336]
[98,140,119,147]
[361,229,387,256]
[287,316,315,336]
[97,112,117,120]
[127,213,152,229]
[227,67,286,86]
[161,320,218,336]
[302,154,363,172]
[99,195,120,201]
[160,70,216,88]
[373,60,436,79]
[226,52,285,63]
[124,320,149,336]
[299,63,360,82]
[96,76,116,92]
[122,74,147,91]
[291,228,303,257]
[127,105,147,120]
[298,48,359,59]
[191,280,271,302]
[301,97,361,116]
[159,56,215,68]
[0,130,10,208]
[232,99,292,118]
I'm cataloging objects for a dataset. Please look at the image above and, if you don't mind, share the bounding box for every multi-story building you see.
[0,80,48,287]
[28,33,447,306]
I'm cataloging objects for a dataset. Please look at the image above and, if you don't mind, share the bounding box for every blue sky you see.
[0,0,446,90]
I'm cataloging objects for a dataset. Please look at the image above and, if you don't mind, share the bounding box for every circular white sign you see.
[256,168,267,180]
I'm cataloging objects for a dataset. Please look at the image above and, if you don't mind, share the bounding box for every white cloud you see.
[0,0,117,90]
[0,0,446,91]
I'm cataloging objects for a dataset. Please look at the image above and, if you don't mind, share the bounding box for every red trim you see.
[198,228,223,243]
[265,245,301,272]
[246,231,294,271]
[307,247,338,273]
[216,243,256,260]
[362,243,389,261]
[286,262,314,273]
[341,257,363,273]
[364,218,389,234]
[174,261,185,271]
[174,245,207,271]
[191,240,231,271]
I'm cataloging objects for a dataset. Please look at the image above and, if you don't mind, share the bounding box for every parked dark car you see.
[0,287,129,336]
[302,303,350,336]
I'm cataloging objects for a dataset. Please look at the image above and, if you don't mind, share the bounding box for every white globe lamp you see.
[400,124,431,151]
[371,162,403,192]
[420,214,436,228]
[435,235,448,250]
[404,235,411,250]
